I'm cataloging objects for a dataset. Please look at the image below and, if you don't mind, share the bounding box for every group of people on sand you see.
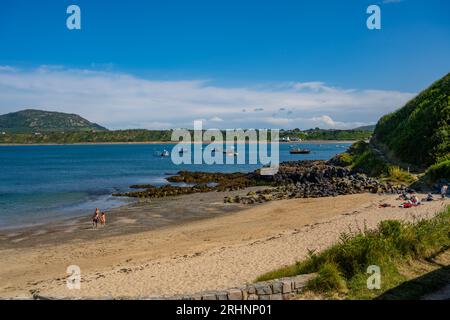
[92,208,107,229]
[396,184,448,209]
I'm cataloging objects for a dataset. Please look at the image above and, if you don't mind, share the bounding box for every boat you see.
[161,149,170,157]
[289,148,311,154]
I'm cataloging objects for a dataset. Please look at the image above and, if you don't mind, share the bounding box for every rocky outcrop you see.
[115,160,406,201]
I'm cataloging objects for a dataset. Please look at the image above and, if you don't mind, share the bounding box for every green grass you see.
[383,166,416,185]
[373,73,450,167]
[346,141,388,177]
[256,206,450,299]
[424,159,450,183]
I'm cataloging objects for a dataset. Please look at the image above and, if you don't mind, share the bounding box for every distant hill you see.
[0,109,108,133]
[373,73,449,168]
[353,124,376,132]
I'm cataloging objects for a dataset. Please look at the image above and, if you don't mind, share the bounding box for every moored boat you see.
[289,148,311,154]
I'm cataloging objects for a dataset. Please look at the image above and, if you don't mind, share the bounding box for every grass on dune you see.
[256,205,450,299]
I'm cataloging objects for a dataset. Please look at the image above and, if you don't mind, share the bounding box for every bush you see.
[306,262,346,293]
[384,166,416,184]
[334,153,353,167]
[351,149,387,177]
[424,159,450,183]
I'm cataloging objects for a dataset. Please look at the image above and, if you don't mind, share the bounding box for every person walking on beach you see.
[92,208,100,229]
[100,212,106,227]
[441,184,448,199]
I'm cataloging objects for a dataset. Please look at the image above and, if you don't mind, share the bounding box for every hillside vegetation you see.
[373,73,449,168]
[0,127,371,144]
[0,109,107,133]
[0,129,173,144]
[333,73,450,184]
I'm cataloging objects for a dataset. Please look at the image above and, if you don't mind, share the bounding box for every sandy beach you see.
[0,190,447,299]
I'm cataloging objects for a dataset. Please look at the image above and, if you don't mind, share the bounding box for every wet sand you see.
[0,191,447,299]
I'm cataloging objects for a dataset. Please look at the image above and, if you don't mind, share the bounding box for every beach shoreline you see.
[0,189,447,299]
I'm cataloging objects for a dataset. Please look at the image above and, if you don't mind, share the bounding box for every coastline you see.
[0,139,357,147]
[0,189,447,298]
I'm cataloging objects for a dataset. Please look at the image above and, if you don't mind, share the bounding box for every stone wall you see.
[168,274,316,301]
[31,274,316,300]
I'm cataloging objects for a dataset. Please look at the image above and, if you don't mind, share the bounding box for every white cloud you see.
[0,66,415,130]
[0,66,17,72]
[209,116,224,122]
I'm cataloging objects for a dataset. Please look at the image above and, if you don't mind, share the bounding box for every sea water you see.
[0,142,350,228]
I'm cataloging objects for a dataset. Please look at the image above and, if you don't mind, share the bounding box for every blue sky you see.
[0,0,449,129]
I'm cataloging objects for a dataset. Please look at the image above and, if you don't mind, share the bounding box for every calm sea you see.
[0,142,350,228]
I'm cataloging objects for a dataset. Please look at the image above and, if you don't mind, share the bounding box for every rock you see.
[117,160,398,202]
[280,280,293,293]
[227,289,243,300]
[216,292,228,300]
[255,284,272,295]
[271,282,283,294]
[247,286,256,294]
[269,293,283,300]
[201,293,217,300]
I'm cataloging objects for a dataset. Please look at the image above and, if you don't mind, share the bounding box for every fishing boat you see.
[289,148,311,154]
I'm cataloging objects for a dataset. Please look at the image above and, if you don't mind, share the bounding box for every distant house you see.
[1,131,6,135]
[34,132,42,136]
[280,136,291,142]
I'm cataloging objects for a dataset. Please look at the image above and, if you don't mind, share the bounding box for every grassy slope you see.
[0,109,107,133]
[374,73,449,168]
[335,74,450,184]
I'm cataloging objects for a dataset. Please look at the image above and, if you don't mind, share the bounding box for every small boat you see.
[289,148,311,154]
[161,149,170,157]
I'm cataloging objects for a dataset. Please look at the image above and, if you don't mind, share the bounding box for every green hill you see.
[353,124,376,132]
[373,73,449,168]
[0,109,108,133]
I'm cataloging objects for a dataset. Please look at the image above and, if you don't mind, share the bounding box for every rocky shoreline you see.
[114,160,407,203]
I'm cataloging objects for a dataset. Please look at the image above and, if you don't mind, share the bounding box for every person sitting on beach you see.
[426,193,434,201]
[92,208,100,229]
[411,195,421,206]
[100,212,106,226]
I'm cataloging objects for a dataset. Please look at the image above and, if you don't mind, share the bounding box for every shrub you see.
[334,153,353,167]
[306,262,346,292]
[384,166,416,184]
[424,159,450,183]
